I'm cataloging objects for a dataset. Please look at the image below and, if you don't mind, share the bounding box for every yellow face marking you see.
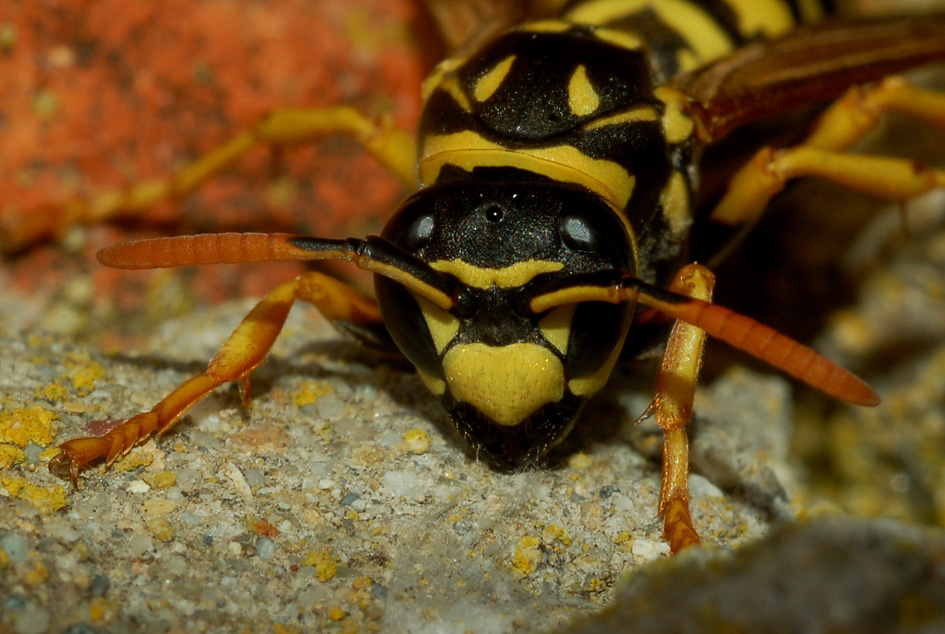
[474,55,516,103]
[581,105,659,132]
[442,343,565,426]
[568,321,629,396]
[724,0,795,38]
[430,259,564,290]
[591,28,643,51]
[660,171,691,239]
[517,20,572,34]
[417,370,446,396]
[654,87,694,145]
[413,293,460,354]
[568,65,600,117]
[539,305,577,355]
[366,260,453,311]
[419,131,635,210]
[566,0,734,67]
[530,284,628,315]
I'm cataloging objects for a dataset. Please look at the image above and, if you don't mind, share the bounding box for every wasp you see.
[34,0,945,554]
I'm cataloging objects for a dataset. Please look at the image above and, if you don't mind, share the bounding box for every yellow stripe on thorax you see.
[419,131,635,210]
[565,0,735,70]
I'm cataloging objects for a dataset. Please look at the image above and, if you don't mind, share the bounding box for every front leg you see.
[1,107,417,252]
[653,263,716,554]
[48,270,383,487]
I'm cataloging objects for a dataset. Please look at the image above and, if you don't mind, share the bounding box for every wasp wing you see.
[420,0,568,55]
[675,13,945,142]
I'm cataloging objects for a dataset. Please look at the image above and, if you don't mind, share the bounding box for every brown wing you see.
[420,0,569,55]
[675,14,945,142]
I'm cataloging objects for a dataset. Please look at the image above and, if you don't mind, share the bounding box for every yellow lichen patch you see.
[25,560,49,585]
[302,549,337,582]
[291,380,335,407]
[568,452,592,470]
[512,535,543,577]
[401,428,431,455]
[89,596,118,623]
[65,353,106,394]
[35,382,69,402]
[0,445,26,469]
[542,524,572,547]
[352,576,372,590]
[0,406,58,447]
[0,473,68,514]
[328,607,347,621]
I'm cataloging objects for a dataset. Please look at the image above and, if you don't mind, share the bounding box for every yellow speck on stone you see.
[291,380,334,407]
[65,353,106,394]
[0,445,25,469]
[114,445,155,471]
[615,530,633,544]
[0,407,58,447]
[0,473,67,514]
[588,577,605,592]
[401,428,431,455]
[273,624,302,634]
[35,382,69,402]
[25,560,49,585]
[352,576,372,589]
[328,607,347,621]
[568,451,592,470]
[303,550,337,582]
[145,517,176,542]
[0,549,9,568]
[512,535,543,577]
[142,470,176,489]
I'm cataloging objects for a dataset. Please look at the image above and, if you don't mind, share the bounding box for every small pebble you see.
[256,537,276,560]
[14,604,50,634]
[1,533,29,563]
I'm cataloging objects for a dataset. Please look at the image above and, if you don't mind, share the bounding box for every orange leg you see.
[653,263,716,554]
[1,107,416,252]
[48,271,382,487]
[710,77,945,227]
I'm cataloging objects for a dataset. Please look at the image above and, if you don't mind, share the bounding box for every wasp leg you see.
[48,271,382,487]
[1,107,416,252]
[710,77,945,226]
[653,263,715,554]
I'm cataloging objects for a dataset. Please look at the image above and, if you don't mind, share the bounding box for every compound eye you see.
[559,214,599,252]
[407,214,435,250]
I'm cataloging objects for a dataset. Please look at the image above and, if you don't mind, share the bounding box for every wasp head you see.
[375,175,637,468]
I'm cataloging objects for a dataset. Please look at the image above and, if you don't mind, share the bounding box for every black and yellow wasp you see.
[41,0,945,553]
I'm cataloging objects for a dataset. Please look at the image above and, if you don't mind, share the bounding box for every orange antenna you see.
[529,275,879,407]
[97,233,458,311]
